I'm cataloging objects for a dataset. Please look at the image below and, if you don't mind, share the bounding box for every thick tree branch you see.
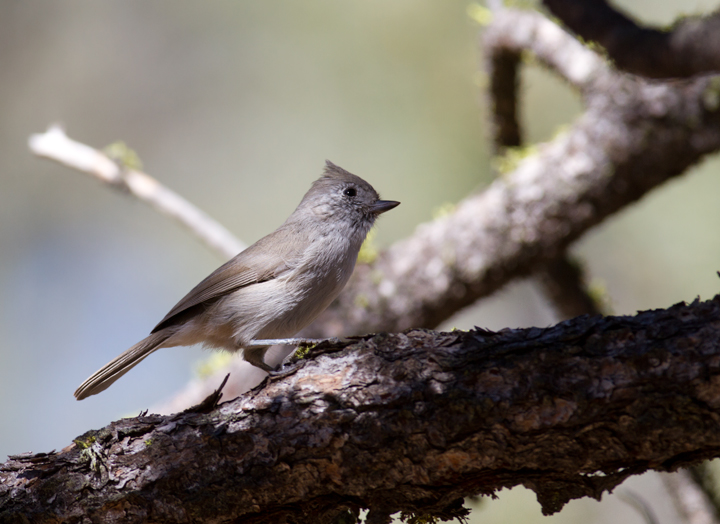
[542,0,720,79]
[4,295,720,522]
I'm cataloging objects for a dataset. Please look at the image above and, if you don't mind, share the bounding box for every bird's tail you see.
[74,331,172,400]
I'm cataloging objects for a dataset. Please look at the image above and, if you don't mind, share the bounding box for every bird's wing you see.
[151,227,301,333]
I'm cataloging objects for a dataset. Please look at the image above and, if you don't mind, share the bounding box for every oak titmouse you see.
[74,161,399,400]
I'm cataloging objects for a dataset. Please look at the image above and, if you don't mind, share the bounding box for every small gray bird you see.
[74,161,399,400]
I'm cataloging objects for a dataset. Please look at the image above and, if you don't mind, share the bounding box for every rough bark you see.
[542,0,720,78]
[4,295,720,523]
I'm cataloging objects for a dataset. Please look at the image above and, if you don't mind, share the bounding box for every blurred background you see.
[1,1,719,522]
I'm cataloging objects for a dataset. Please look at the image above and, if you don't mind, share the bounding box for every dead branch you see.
[4,295,720,523]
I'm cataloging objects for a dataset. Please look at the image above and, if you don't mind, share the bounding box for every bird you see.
[74,161,399,400]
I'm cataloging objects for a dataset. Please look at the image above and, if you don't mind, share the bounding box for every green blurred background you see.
[1,1,719,522]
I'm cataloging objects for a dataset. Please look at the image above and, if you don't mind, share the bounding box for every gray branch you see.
[484,9,603,319]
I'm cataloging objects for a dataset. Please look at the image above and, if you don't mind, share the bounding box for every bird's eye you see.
[343,187,357,198]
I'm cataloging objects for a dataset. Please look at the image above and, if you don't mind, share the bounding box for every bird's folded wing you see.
[151,228,301,333]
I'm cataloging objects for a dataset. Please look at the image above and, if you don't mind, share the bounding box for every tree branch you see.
[536,256,603,318]
[29,125,245,259]
[4,295,720,522]
[488,45,522,152]
[485,9,603,319]
[541,0,720,79]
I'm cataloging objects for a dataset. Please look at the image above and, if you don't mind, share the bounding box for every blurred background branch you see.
[29,125,245,259]
[541,0,720,78]
[485,6,604,319]
[662,469,720,524]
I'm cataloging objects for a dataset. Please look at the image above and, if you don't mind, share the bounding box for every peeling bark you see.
[4,296,720,522]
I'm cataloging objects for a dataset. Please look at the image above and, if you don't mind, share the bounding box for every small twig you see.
[186,373,231,414]
[536,256,603,319]
[28,125,245,259]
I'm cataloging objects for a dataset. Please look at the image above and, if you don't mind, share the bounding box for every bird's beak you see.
[371,200,400,215]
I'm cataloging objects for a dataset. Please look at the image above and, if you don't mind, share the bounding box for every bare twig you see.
[536,256,603,318]
[28,125,245,259]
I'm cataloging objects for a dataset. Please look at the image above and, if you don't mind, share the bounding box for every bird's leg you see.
[247,338,327,348]
[244,338,344,373]
[241,345,275,372]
